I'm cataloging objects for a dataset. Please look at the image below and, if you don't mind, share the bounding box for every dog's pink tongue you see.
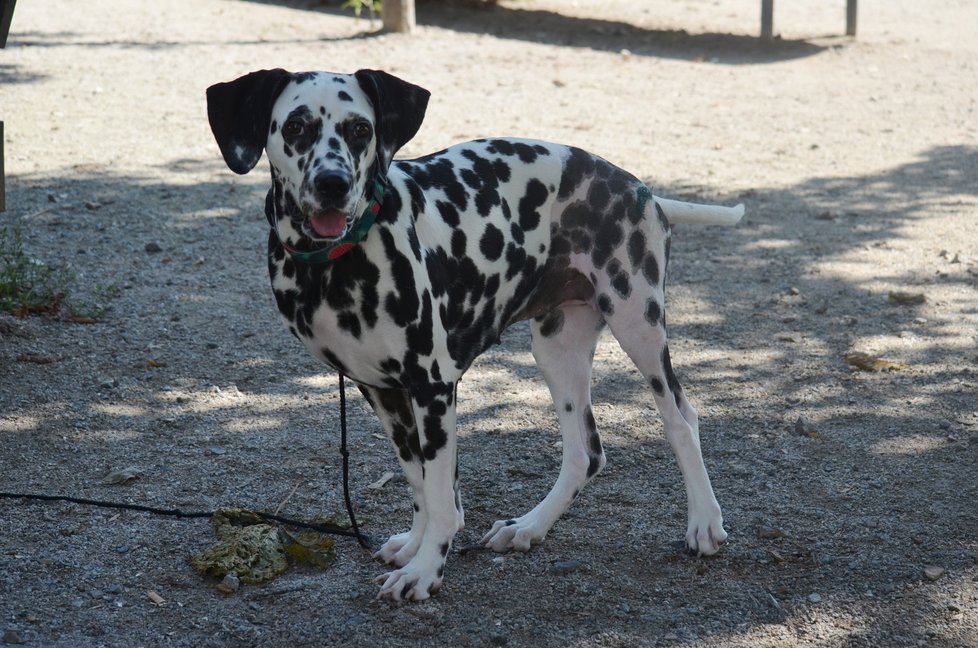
[310,209,346,238]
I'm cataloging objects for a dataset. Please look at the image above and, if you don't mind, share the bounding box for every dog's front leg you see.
[375,381,460,601]
[357,385,429,567]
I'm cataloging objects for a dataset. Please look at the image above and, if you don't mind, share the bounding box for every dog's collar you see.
[273,174,387,264]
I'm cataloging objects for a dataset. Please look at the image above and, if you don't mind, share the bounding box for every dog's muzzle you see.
[307,170,354,239]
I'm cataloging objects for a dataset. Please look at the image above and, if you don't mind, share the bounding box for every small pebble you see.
[794,416,818,438]
[808,593,822,603]
[550,559,582,575]
[3,629,24,645]
[144,242,162,254]
[758,527,786,540]
[217,572,240,594]
[923,565,945,581]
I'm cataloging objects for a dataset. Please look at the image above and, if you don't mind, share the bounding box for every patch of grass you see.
[342,0,382,20]
[0,224,117,321]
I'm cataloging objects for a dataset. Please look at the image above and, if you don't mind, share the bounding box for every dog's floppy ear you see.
[354,69,430,168]
[206,69,291,175]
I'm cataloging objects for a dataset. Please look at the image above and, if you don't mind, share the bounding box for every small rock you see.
[794,416,818,438]
[84,201,102,211]
[115,544,130,554]
[551,559,582,575]
[98,376,118,389]
[207,446,226,456]
[144,242,162,254]
[3,629,24,645]
[758,526,786,540]
[808,593,822,603]
[217,572,240,594]
[815,211,837,221]
[887,291,925,305]
[923,565,945,581]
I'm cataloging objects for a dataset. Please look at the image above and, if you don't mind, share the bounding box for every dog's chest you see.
[267,237,417,386]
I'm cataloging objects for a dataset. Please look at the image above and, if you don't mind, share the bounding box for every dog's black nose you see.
[314,170,352,201]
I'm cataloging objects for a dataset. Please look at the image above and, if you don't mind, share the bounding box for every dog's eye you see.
[282,119,304,138]
[352,121,372,140]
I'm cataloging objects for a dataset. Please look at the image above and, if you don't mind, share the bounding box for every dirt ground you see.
[2,0,977,646]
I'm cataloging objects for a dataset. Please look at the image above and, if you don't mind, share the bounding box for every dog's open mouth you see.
[308,208,348,239]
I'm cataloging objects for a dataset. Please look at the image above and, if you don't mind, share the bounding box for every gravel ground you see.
[2,0,977,646]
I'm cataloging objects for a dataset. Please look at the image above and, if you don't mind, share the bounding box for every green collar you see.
[278,174,387,264]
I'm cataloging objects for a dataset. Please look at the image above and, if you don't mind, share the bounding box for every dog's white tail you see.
[654,196,745,226]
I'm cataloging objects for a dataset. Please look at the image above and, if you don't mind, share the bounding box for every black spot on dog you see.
[611,271,631,300]
[627,230,646,271]
[518,179,548,231]
[558,148,596,200]
[649,376,665,396]
[662,345,682,402]
[320,347,347,374]
[587,455,601,478]
[451,229,467,257]
[475,187,501,217]
[479,223,505,261]
[510,223,525,245]
[656,201,671,231]
[536,308,564,337]
[587,180,611,211]
[380,229,420,327]
[338,90,353,102]
[380,357,402,374]
[645,298,661,326]
[597,293,614,316]
[337,311,362,338]
[643,253,660,285]
[437,200,460,227]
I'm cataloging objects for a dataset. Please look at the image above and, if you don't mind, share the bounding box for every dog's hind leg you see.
[481,303,605,552]
[357,385,428,567]
[599,280,727,556]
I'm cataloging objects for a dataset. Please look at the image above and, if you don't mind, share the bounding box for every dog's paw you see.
[375,559,444,602]
[373,531,420,567]
[685,507,727,556]
[480,516,547,552]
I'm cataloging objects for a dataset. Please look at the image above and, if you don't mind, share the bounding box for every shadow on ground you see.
[2,143,977,645]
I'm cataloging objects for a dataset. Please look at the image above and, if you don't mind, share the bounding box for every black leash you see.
[338,373,371,550]
[1,373,374,550]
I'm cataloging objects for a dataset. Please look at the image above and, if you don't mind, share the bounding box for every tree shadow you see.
[0,62,48,84]
[237,0,828,64]
[417,2,828,65]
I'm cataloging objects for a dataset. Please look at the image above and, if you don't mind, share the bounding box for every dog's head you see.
[206,69,429,244]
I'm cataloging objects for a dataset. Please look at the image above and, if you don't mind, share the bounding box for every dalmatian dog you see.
[206,68,741,601]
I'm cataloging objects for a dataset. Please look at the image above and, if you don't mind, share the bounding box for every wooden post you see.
[760,0,774,41]
[382,0,415,34]
[0,0,15,48]
[1,121,5,212]
[846,0,858,36]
